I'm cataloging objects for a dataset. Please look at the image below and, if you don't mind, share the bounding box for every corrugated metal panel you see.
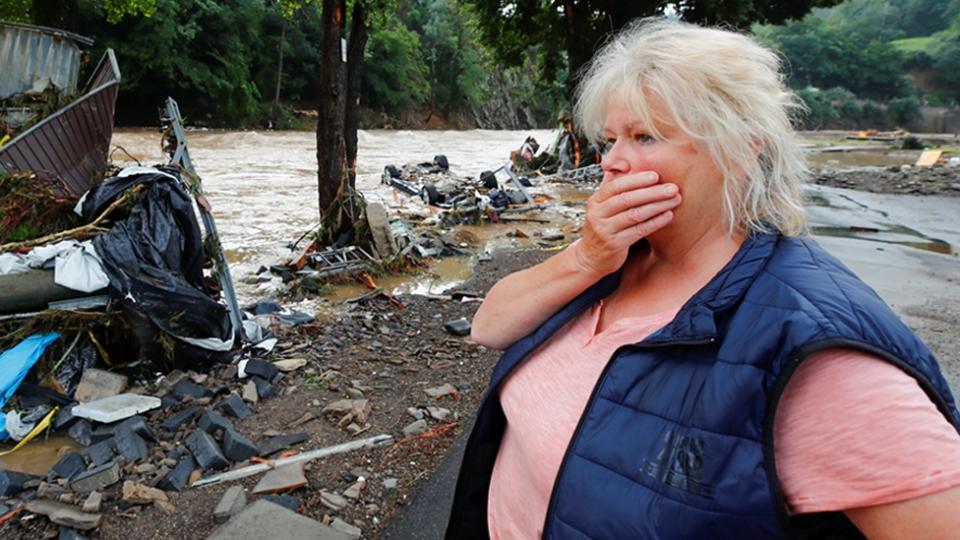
[0,49,120,198]
[0,22,94,99]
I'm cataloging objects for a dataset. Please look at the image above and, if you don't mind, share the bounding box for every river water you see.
[110,128,556,303]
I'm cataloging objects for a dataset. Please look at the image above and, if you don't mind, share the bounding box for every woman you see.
[446,19,960,540]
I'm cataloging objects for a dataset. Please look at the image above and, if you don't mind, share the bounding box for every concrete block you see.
[116,415,157,442]
[443,318,471,336]
[73,394,161,423]
[242,381,258,403]
[242,359,279,382]
[115,427,149,462]
[67,420,92,446]
[252,377,275,400]
[48,452,86,482]
[197,410,234,437]
[70,461,120,493]
[157,455,195,492]
[172,379,213,400]
[251,463,307,494]
[222,429,258,462]
[53,405,79,431]
[73,369,127,403]
[25,500,101,531]
[207,500,352,540]
[213,485,247,523]
[83,439,116,467]
[216,394,252,419]
[367,202,398,258]
[257,432,308,457]
[81,491,102,513]
[331,518,362,540]
[161,406,199,432]
[261,494,300,513]
[185,430,229,471]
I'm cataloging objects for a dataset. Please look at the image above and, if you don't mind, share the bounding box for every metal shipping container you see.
[0,22,94,99]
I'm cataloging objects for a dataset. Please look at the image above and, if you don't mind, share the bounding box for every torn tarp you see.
[80,167,235,362]
[0,333,59,441]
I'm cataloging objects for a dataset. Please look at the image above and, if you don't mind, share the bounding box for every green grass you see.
[891,36,937,54]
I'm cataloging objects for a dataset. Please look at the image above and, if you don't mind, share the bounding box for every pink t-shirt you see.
[488,303,960,539]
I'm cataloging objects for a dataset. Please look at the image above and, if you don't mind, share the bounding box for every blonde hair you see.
[575,18,808,236]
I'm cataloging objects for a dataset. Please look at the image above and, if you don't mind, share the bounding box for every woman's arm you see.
[471,172,680,349]
[470,242,606,349]
[846,486,960,540]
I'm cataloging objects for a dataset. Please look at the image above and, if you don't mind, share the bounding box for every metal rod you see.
[192,433,394,487]
[162,98,244,342]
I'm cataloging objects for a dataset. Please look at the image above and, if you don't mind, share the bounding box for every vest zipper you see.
[540,336,715,536]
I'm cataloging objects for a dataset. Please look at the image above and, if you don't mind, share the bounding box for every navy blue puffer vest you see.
[446,233,960,539]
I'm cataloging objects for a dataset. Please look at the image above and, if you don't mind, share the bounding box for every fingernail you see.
[664,184,678,194]
[643,172,659,181]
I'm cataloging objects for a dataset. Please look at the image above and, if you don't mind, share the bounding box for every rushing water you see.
[110,128,557,302]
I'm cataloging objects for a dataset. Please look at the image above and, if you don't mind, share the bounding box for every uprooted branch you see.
[0,184,145,253]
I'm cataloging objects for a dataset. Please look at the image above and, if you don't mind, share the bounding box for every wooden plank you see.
[915,149,942,167]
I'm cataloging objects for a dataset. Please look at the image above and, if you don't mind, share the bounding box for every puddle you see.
[323,255,476,304]
[807,188,953,254]
[806,150,916,168]
[0,436,82,476]
[811,225,952,254]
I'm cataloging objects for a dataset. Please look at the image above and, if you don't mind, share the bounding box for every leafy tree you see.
[794,87,838,129]
[0,0,156,31]
[900,0,960,38]
[402,0,486,116]
[0,0,31,22]
[887,95,922,125]
[362,23,429,111]
[78,0,265,126]
[463,0,841,99]
[756,16,909,99]
[931,22,960,103]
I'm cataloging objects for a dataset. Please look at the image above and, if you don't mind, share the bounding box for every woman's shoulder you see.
[748,235,895,329]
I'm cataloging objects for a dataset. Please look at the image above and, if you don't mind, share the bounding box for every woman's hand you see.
[573,171,681,278]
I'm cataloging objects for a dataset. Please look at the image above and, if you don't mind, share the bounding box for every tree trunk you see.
[316,0,348,220]
[344,1,368,187]
[271,19,287,126]
[562,0,588,99]
[31,0,79,31]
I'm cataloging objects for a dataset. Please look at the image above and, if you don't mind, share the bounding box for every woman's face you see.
[600,99,728,234]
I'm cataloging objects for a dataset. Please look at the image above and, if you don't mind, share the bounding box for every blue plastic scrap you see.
[0,333,60,440]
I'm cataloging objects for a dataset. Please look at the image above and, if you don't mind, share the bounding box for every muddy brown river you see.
[110,128,558,302]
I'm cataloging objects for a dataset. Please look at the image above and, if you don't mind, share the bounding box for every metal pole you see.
[162,98,244,342]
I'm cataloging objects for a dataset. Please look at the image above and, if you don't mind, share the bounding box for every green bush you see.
[887,96,922,125]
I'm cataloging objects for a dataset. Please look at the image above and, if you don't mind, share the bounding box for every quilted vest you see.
[446,232,960,539]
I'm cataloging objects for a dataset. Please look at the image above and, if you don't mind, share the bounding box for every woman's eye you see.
[601,139,615,154]
[634,133,654,143]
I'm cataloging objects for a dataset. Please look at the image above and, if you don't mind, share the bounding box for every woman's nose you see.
[601,140,629,175]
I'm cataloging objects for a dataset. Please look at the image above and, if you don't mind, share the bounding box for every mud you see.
[810,165,960,197]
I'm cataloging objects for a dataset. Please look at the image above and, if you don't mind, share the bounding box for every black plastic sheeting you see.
[81,168,234,366]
